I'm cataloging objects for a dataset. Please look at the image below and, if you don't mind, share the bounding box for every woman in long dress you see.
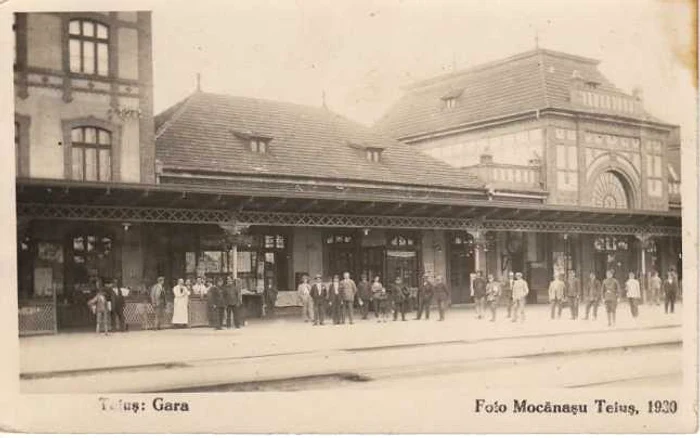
[172,278,190,328]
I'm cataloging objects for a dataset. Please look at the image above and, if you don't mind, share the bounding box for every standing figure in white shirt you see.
[625,272,641,318]
[298,275,314,323]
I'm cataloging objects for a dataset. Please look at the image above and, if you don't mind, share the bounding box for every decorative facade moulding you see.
[16,203,681,237]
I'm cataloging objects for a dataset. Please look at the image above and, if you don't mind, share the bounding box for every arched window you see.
[591,171,630,209]
[70,126,112,181]
[68,19,109,76]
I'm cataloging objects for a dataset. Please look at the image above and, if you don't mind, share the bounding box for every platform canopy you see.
[16,179,681,236]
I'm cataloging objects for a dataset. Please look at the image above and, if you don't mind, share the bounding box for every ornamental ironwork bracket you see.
[16,203,681,237]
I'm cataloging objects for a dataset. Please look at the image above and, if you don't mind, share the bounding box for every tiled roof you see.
[375,48,671,139]
[155,92,483,190]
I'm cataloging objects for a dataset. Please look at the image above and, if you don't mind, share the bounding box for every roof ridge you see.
[196,91,339,116]
[155,92,199,139]
[404,48,601,91]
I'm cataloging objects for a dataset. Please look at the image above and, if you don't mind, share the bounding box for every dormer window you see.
[250,138,268,154]
[232,130,272,154]
[366,148,382,163]
[441,88,463,110]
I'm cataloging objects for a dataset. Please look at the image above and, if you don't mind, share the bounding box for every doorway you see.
[360,246,384,282]
[448,232,475,304]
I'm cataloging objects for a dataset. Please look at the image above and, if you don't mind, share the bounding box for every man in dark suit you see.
[207,277,225,330]
[223,277,236,329]
[663,272,679,314]
[232,277,244,328]
[264,278,278,318]
[357,273,372,320]
[472,270,487,319]
[310,274,328,325]
[328,275,343,324]
[108,279,127,332]
[416,274,434,320]
[390,277,410,321]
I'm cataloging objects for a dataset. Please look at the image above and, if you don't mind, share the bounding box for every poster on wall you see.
[237,251,252,273]
[33,267,53,297]
[37,242,63,264]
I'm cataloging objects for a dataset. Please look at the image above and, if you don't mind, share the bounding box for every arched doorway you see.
[591,171,632,209]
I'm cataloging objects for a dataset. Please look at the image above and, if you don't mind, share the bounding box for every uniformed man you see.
[602,270,621,327]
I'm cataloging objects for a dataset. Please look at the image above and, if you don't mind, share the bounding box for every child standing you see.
[88,287,110,335]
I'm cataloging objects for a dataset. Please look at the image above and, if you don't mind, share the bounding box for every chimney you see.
[632,86,644,102]
[480,146,493,165]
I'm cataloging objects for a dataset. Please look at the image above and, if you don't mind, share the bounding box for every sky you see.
[150,0,697,147]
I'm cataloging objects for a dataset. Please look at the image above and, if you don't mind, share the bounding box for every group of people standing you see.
[547,269,680,327]
[148,276,246,331]
[87,278,129,335]
[470,271,530,323]
[296,272,453,325]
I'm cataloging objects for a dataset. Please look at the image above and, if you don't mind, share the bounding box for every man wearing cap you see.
[310,274,328,325]
[416,274,434,320]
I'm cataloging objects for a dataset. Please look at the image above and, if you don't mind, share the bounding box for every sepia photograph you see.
[1,0,697,433]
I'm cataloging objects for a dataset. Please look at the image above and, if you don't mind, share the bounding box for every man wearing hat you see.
[310,274,328,325]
